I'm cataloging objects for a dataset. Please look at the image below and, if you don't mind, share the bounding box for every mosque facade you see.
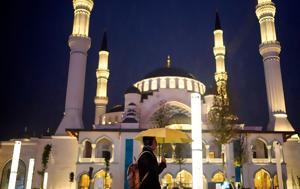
[1,0,300,189]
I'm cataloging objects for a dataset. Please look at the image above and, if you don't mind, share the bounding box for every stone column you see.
[274,142,284,189]
[91,144,96,162]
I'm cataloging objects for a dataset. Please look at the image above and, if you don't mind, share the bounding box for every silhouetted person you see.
[138,137,166,189]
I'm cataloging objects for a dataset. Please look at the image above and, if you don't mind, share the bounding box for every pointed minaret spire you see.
[213,12,228,97]
[100,31,108,51]
[94,31,110,125]
[167,55,171,68]
[215,12,222,30]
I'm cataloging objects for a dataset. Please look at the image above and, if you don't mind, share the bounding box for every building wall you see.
[283,136,300,189]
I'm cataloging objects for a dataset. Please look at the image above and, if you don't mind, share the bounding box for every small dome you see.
[108,105,124,113]
[124,86,141,94]
[143,67,196,80]
[167,113,191,125]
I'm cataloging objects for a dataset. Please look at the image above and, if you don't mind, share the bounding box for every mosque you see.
[1,0,300,189]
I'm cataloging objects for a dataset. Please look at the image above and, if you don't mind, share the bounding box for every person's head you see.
[142,137,157,151]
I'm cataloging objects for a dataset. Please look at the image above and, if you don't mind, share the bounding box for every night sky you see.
[2,0,300,140]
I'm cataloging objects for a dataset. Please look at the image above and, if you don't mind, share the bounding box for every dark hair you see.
[143,137,155,146]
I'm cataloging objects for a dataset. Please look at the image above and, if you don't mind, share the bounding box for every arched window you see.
[209,142,222,159]
[83,141,92,158]
[143,80,149,91]
[169,78,176,88]
[94,170,112,189]
[151,79,158,90]
[253,139,268,158]
[211,171,225,182]
[161,174,173,189]
[175,170,192,188]
[95,138,113,159]
[254,169,271,189]
[79,174,90,189]
[187,80,192,91]
[178,79,184,89]
[1,160,26,189]
[162,143,173,159]
[175,143,191,159]
[194,82,199,92]
[160,78,166,88]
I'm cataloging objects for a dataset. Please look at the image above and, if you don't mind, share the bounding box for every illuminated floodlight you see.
[191,93,203,189]
[8,141,22,189]
[26,158,35,189]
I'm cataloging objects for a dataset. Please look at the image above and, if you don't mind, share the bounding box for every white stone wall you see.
[283,136,300,189]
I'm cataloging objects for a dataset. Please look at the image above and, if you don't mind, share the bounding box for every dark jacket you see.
[138,146,166,189]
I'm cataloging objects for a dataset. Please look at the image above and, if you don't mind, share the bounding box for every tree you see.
[38,144,52,189]
[150,100,174,128]
[174,144,187,188]
[208,84,238,183]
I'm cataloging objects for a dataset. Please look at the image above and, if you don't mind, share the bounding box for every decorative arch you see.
[80,138,92,145]
[254,169,272,189]
[211,170,225,182]
[95,135,113,144]
[95,136,113,159]
[175,170,192,188]
[161,173,173,189]
[94,169,112,189]
[271,140,281,159]
[252,138,268,159]
[82,140,92,158]
[164,101,191,112]
[78,173,90,189]
[1,159,26,189]
[146,100,192,129]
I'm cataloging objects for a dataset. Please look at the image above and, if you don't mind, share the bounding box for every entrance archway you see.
[94,170,112,189]
[175,170,192,188]
[78,174,90,189]
[161,174,173,189]
[0,160,26,189]
[254,169,271,189]
[211,171,225,182]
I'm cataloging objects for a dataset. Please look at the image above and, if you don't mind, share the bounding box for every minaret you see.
[213,12,228,96]
[56,0,94,135]
[255,0,294,131]
[94,32,110,125]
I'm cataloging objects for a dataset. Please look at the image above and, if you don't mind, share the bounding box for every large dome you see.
[143,67,196,80]
[134,66,205,95]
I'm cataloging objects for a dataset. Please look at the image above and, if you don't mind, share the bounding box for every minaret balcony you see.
[96,69,110,78]
[95,97,108,105]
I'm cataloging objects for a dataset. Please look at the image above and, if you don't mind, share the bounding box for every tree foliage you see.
[38,144,52,188]
[208,87,238,145]
[150,100,188,128]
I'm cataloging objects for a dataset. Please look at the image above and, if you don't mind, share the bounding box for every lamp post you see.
[26,158,35,189]
[191,93,203,189]
[8,141,22,189]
